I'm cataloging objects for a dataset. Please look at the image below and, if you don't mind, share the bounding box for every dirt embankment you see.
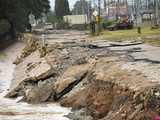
[6,33,160,120]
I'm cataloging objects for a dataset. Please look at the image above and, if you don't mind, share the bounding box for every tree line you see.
[54,0,91,18]
[48,0,90,23]
[0,0,50,39]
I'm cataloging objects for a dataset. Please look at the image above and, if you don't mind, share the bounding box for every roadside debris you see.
[6,31,160,120]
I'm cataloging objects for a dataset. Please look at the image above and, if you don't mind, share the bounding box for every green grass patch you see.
[102,27,160,40]
[90,27,160,46]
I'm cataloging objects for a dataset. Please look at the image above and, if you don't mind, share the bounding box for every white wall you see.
[64,15,88,25]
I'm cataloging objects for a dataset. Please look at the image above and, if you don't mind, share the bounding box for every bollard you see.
[137,27,141,34]
[41,34,45,47]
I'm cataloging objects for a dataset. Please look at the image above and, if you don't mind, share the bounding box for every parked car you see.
[44,23,53,30]
[107,20,134,31]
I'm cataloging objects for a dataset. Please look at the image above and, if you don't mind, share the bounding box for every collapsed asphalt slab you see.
[6,31,160,120]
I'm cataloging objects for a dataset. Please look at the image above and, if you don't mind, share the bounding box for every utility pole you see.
[107,0,110,17]
[154,0,159,26]
[98,0,101,34]
[88,0,92,22]
[104,0,107,12]
[136,0,142,34]
[116,0,120,20]
[82,0,85,14]
[98,0,101,18]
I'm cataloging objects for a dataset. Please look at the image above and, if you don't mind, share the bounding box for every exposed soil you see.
[5,30,160,120]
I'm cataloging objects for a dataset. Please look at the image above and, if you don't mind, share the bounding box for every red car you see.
[107,20,134,31]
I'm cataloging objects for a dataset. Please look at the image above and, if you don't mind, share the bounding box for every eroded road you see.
[39,30,160,84]
[0,42,70,120]
[1,30,160,120]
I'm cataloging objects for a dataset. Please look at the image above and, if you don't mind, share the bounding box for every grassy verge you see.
[90,27,160,46]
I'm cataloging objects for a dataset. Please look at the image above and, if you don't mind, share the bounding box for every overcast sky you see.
[49,0,79,10]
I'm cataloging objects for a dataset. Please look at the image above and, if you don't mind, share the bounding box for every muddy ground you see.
[5,30,160,120]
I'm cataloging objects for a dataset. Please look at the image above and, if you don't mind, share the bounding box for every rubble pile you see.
[6,33,160,120]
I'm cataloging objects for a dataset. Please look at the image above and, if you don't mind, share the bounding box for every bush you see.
[0,19,10,35]
[71,24,88,30]
[56,19,70,29]
[101,19,117,29]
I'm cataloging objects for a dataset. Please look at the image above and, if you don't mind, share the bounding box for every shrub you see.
[101,19,117,29]
[0,19,10,35]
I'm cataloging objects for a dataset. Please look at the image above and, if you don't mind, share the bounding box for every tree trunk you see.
[8,19,16,39]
